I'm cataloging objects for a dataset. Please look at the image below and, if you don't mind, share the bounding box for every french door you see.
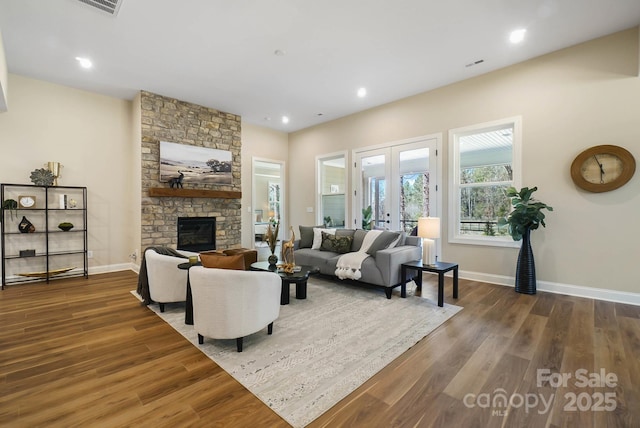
[353,137,439,233]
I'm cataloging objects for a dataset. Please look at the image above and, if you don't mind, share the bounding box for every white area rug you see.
[132,276,462,427]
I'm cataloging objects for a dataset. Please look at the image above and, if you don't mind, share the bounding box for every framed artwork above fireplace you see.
[159,141,232,185]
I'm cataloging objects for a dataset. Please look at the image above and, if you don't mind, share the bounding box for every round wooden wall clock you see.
[570,145,636,192]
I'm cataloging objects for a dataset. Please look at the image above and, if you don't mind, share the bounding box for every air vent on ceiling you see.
[76,0,123,16]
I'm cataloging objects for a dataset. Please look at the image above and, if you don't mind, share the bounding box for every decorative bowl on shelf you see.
[58,222,74,231]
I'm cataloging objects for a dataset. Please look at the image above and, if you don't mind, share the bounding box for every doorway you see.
[252,158,285,259]
[353,136,440,233]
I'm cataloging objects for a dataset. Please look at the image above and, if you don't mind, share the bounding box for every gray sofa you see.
[293,226,422,298]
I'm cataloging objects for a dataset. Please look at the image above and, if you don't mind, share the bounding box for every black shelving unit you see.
[1,183,88,288]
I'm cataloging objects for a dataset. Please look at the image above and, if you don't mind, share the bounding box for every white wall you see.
[0,74,135,272]
[289,28,640,297]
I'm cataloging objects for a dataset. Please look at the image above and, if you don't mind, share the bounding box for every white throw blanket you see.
[335,230,383,280]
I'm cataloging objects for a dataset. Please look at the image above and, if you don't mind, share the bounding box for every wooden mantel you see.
[148,188,242,199]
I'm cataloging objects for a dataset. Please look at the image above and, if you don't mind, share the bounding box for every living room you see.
[1,1,639,426]
[1,29,639,303]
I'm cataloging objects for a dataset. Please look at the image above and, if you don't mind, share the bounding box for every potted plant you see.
[498,186,553,294]
[362,206,372,230]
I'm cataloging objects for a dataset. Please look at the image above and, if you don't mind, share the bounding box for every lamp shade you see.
[417,217,441,239]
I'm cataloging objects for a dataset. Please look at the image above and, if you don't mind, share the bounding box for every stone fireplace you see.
[140,91,242,250]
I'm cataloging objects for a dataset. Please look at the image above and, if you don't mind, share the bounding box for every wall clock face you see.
[570,145,636,192]
[19,195,36,208]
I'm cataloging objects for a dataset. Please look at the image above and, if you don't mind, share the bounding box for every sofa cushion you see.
[299,224,324,248]
[294,248,339,273]
[312,227,336,250]
[366,231,401,257]
[351,229,369,252]
[200,252,246,270]
[335,229,356,238]
[320,232,353,254]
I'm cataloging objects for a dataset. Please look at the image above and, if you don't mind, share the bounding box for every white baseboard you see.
[89,262,139,275]
[86,264,640,306]
[459,269,640,306]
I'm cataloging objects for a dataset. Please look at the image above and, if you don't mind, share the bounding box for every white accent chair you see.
[188,266,281,352]
[144,249,189,312]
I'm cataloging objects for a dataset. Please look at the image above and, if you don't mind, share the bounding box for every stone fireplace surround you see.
[140,91,242,251]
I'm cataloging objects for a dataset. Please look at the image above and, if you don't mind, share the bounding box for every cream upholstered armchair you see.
[188,266,281,352]
[144,249,189,312]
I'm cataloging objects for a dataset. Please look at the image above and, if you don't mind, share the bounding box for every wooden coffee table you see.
[251,261,319,305]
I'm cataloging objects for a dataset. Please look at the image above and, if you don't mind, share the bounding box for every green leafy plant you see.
[362,205,372,230]
[323,216,332,227]
[497,187,553,241]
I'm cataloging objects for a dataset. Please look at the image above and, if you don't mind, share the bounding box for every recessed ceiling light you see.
[509,29,526,44]
[357,87,367,98]
[274,49,286,56]
[75,56,93,69]
[282,116,290,124]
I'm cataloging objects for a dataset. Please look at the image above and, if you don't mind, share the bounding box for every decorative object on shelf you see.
[264,221,280,266]
[570,145,636,193]
[168,171,184,188]
[68,198,78,208]
[279,226,296,273]
[19,249,36,257]
[323,216,333,227]
[58,222,74,231]
[47,161,62,186]
[417,217,441,265]
[498,187,553,295]
[18,216,36,233]
[17,267,76,278]
[18,195,36,209]
[2,199,18,220]
[30,168,55,186]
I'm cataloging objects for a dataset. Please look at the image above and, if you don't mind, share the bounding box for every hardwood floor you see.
[1,271,638,427]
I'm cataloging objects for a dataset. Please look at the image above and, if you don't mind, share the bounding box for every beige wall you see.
[0,74,136,271]
[240,123,289,249]
[289,28,640,295]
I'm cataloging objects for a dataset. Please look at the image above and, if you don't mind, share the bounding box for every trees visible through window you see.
[449,117,521,245]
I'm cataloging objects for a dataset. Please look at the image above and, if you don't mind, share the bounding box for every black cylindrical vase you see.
[515,228,536,294]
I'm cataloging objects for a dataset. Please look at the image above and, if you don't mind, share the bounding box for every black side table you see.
[401,260,458,307]
[178,262,200,325]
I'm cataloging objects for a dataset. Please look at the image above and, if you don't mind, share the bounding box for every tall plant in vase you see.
[264,221,280,266]
[498,186,553,294]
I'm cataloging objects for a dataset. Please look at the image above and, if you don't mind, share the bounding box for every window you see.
[317,152,347,228]
[448,117,522,246]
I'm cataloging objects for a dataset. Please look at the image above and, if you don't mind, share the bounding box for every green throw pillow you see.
[320,232,353,254]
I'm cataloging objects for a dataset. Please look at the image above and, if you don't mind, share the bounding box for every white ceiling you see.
[1,0,639,132]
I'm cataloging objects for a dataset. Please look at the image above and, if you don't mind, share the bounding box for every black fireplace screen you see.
[177,217,216,252]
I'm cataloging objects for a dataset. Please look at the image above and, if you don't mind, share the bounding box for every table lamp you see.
[418,217,440,265]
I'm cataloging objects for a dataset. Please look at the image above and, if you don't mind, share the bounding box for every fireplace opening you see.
[177,217,216,252]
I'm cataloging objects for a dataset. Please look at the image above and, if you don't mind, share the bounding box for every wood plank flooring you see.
[1,271,638,427]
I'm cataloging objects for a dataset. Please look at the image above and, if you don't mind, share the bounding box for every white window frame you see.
[448,116,522,247]
[316,151,348,227]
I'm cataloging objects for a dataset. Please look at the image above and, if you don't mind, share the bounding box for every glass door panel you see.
[355,138,437,232]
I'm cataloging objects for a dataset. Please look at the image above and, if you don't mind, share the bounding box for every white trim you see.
[448,116,522,247]
[252,156,287,247]
[316,150,349,226]
[351,133,442,237]
[457,269,640,306]
[90,263,135,275]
